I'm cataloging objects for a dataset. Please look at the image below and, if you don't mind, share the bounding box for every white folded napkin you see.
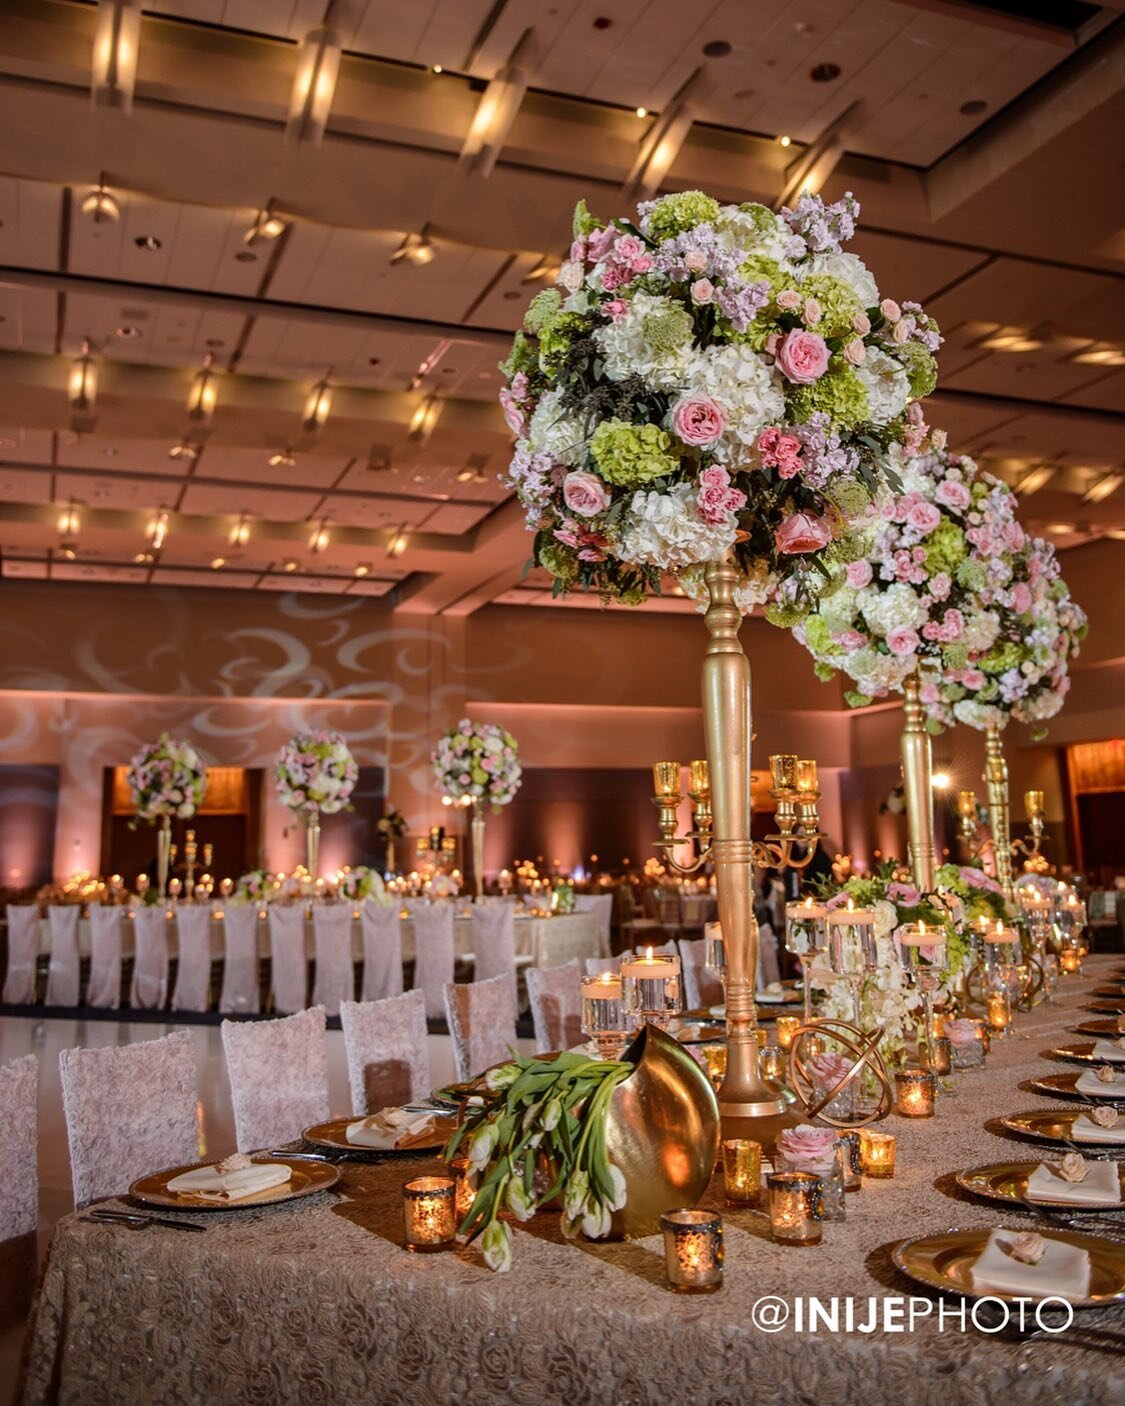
[1072,1112,1125,1145]
[166,1162,292,1202]
[1026,1159,1122,1205]
[1091,1039,1125,1063]
[970,1229,1091,1300]
[1077,1067,1125,1097]
[345,1107,447,1149]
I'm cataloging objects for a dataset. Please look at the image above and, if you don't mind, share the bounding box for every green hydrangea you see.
[844,690,873,709]
[804,614,841,656]
[524,289,562,335]
[641,302,693,353]
[940,683,966,702]
[955,558,987,592]
[737,255,788,300]
[499,331,538,381]
[980,642,1023,675]
[799,274,863,340]
[895,340,938,398]
[644,191,720,242]
[538,312,588,375]
[942,643,969,670]
[823,529,869,565]
[738,202,780,239]
[814,661,837,683]
[764,599,810,628]
[589,420,678,487]
[977,679,999,701]
[539,541,578,584]
[572,200,600,238]
[787,359,869,430]
[825,478,871,518]
[923,519,968,575]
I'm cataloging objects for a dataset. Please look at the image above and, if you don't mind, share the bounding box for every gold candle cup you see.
[770,754,799,790]
[957,788,977,819]
[775,1015,801,1050]
[836,1131,862,1191]
[795,758,818,793]
[700,1044,727,1087]
[859,1130,896,1178]
[403,1175,456,1251]
[1024,789,1045,820]
[767,1171,822,1246]
[894,1068,935,1118]
[987,988,1012,1033]
[969,1017,991,1055]
[660,1209,724,1292]
[652,761,682,798]
[1059,947,1081,975]
[760,1043,786,1081]
[721,1138,761,1205]
[927,1036,952,1077]
[689,758,709,794]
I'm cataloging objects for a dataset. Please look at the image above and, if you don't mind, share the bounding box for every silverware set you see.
[84,1208,207,1233]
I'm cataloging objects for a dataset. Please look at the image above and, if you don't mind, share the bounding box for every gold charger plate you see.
[1087,1000,1125,1014]
[671,1021,728,1045]
[956,1160,1125,1212]
[130,1156,338,1211]
[1093,987,1125,999]
[1001,1108,1125,1149]
[1047,1041,1125,1066]
[892,1227,1125,1309]
[303,1114,455,1156]
[1074,1019,1125,1038]
[1028,1071,1125,1103]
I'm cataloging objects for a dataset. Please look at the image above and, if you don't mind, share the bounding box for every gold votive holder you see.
[795,758,818,793]
[722,1138,761,1205]
[895,1068,935,1118]
[776,1016,801,1050]
[700,1044,727,1088]
[761,1043,786,1081]
[660,1209,724,1293]
[770,753,799,790]
[969,1017,991,1055]
[927,1036,952,1077]
[836,1132,862,1191]
[652,761,682,798]
[756,1028,768,1049]
[450,1155,476,1224]
[987,988,1012,1035]
[689,758,709,794]
[803,1033,826,1059]
[1059,947,1082,975]
[767,1171,823,1246]
[859,1130,896,1178]
[402,1175,456,1252]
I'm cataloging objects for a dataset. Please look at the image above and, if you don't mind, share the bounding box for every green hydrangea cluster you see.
[787,359,869,429]
[572,200,600,238]
[955,557,987,592]
[645,190,720,242]
[825,478,871,518]
[737,202,781,238]
[642,302,693,353]
[896,340,938,398]
[942,643,969,669]
[980,642,1023,675]
[799,274,863,339]
[538,541,578,584]
[524,289,563,335]
[844,689,874,708]
[538,312,588,375]
[589,420,677,487]
[923,519,968,575]
[737,255,788,300]
[764,598,811,628]
[499,331,538,381]
[803,614,842,656]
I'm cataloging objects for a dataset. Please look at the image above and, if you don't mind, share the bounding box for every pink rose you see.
[775,329,830,385]
[908,501,942,533]
[946,1018,978,1047]
[852,311,871,335]
[846,559,873,588]
[837,629,868,651]
[843,338,866,365]
[775,512,831,555]
[562,472,611,519]
[498,388,525,436]
[880,298,901,322]
[1011,582,1032,613]
[690,278,715,305]
[510,371,529,402]
[757,427,781,457]
[776,435,801,459]
[893,317,912,345]
[672,396,726,447]
[803,297,822,326]
[886,624,919,656]
[777,454,802,480]
[961,669,985,690]
[569,236,587,263]
[777,1124,837,1170]
[684,249,708,273]
[764,331,782,357]
[604,299,629,322]
[613,234,645,264]
[809,1052,854,1089]
[776,288,801,310]
[586,226,617,262]
[557,260,583,292]
[696,466,746,525]
[935,479,970,511]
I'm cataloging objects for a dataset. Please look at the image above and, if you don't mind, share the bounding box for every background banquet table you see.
[18,962,1125,1406]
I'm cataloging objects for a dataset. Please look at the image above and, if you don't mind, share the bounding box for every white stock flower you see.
[714,204,793,264]
[856,346,910,425]
[953,699,1009,732]
[847,648,914,695]
[617,483,738,572]
[960,611,1001,653]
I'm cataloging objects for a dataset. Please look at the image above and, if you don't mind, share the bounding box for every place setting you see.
[301,1105,459,1158]
[127,1152,340,1212]
[1001,1107,1125,1151]
[1028,1066,1125,1104]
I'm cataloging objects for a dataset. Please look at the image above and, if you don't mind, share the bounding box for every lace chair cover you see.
[311,904,354,1017]
[525,960,583,1054]
[86,905,123,1009]
[360,901,404,1002]
[130,906,170,1010]
[171,906,213,1013]
[0,1053,38,1325]
[339,989,430,1115]
[443,974,518,1083]
[411,904,455,1021]
[573,894,613,955]
[45,905,80,1007]
[59,1029,198,1208]
[268,905,308,1015]
[219,905,261,1015]
[221,1006,330,1153]
[678,937,724,1010]
[584,954,624,976]
[758,921,782,988]
[470,903,516,995]
[3,904,39,1004]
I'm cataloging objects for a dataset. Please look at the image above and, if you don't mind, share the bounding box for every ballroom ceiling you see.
[0,0,1122,612]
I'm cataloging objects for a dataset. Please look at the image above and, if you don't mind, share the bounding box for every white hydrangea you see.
[525,390,585,467]
[687,343,786,453]
[819,583,861,635]
[801,250,879,309]
[856,346,910,425]
[713,204,794,266]
[617,482,737,572]
[848,649,914,695]
[676,560,776,615]
[857,581,927,636]
[593,291,695,391]
[953,699,1008,731]
[960,610,1001,653]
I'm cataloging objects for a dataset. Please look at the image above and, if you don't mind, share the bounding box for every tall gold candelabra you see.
[957,725,1045,903]
[900,669,936,893]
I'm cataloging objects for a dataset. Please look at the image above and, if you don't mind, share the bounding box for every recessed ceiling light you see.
[168,440,199,460]
[1072,344,1125,367]
[115,325,141,339]
[205,338,225,350]
[101,446,118,456]
[960,99,987,116]
[268,450,295,468]
[134,235,162,251]
[779,134,791,147]
[809,62,841,82]
[235,250,257,263]
[1047,522,1075,535]
[368,356,381,367]
[390,228,435,266]
[1017,466,1054,496]
[211,556,225,569]
[282,559,300,573]
[431,64,443,74]
[503,290,521,300]
[354,563,370,577]
[81,180,119,224]
[702,39,731,58]
[635,106,647,118]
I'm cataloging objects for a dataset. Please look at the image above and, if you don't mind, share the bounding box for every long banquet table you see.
[19,961,1125,1405]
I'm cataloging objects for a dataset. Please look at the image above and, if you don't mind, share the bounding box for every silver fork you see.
[85,1208,207,1233]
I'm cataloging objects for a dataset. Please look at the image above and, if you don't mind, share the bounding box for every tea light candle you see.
[450,1155,476,1223]
[859,1129,896,1178]
[761,1043,786,1081]
[700,1044,727,1087]
[402,1175,456,1252]
[776,1015,801,1050]
[721,1139,761,1205]
[957,788,977,819]
[825,905,877,975]
[785,899,827,954]
[795,758,818,793]
[168,878,182,899]
[1060,946,1082,975]
[895,1068,935,1118]
[836,1132,862,1191]
[660,1209,724,1292]
[987,988,1012,1034]
[928,1036,952,1076]
[581,972,627,1059]
[621,949,682,1029]
[767,1171,823,1245]
[803,1033,826,1058]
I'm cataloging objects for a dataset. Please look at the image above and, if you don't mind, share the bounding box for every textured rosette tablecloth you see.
[19,963,1125,1406]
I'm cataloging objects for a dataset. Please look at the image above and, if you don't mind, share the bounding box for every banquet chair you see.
[525,960,583,1054]
[443,974,518,1083]
[470,902,520,996]
[359,900,404,1002]
[3,904,40,1004]
[758,921,782,988]
[340,989,430,1114]
[311,903,354,1017]
[411,903,455,1021]
[130,904,170,1010]
[573,894,613,955]
[219,904,261,1015]
[45,904,81,1007]
[222,1005,330,1152]
[584,953,625,976]
[616,886,661,948]
[86,904,123,1009]
[172,904,214,1013]
[59,1029,198,1208]
[268,903,309,1015]
[0,1053,37,1325]
[678,937,724,1010]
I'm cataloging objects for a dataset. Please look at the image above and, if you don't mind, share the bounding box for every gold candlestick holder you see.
[900,668,936,893]
[184,829,198,893]
[960,736,1046,898]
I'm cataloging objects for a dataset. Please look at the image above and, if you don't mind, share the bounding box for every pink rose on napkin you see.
[777,1124,837,1170]
[562,471,611,519]
[775,512,832,555]
[672,396,726,447]
[775,329,830,384]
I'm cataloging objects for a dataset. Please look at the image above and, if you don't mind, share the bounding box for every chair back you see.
[311,903,354,1017]
[268,905,308,1015]
[172,905,213,1013]
[340,989,430,1114]
[443,974,518,1082]
[87,905,123,1010]
[221,1006,329,1152]
[411,904,455,1021]
[3,905,39,1004]
[219,904,261,1015]
[525,960,582,1054]
[46,905,81,1007]
[130,906,170,1010]
[359,900,404,1002]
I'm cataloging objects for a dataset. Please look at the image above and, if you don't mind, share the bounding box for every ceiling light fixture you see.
[931,771,951,791]
[267,449,295,468]
[408,392,443,445]
[282,558,300,573]
[134,234,161,251]
[431,64,443,74]
[1017,465,1054,496]
[779,134,791,147]
[211,556,225,570]
[1072,344,1125,367]
[390,226,436,266]
[1047,522,1075,536]
[623,67,710,201]
[386,525,410,559]
[354,563,371,577]
[67,340,98,430]
[81,175,120,224]
[459,28,538,178]
[57,499,81,559]
[115,324,140,339]
[523,255,563,283]
[230,513,252,547]
[1083,471,1123,505]
[635,106,647,118]
[186,354,218,423]
[978,326,1044,353]
[308,517,330,553]
[456,452,490,484]
[286,24,342,145]
[302,372,333,433]
[91,0,141,113]
[244,201,287,246]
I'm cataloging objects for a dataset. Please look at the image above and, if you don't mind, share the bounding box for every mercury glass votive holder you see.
[775,1016,801,1050]
[402,1175,456,1252]
[836,1132,862,1192]
[927,1036,953,1077]
[700,1044,727,1088]
[761,1043,786,1081]
[721,1138,761,1205]
[767,1171,823,1246]
[803,1033,826,1059]
[950,1036,984,1070]
[895,1068,936,1118]
[969,1018,991,1055]
[660,1209,724,1293]
[1059,946,1082,975]
[859,1130,896,1179]
[987,987,1013,1036]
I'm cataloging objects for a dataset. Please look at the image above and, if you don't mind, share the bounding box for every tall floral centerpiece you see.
[375,807,408,876]
[432,721,521,898]
[274,730,358,879]
[500,187,940,1133]
[126,734,208,898]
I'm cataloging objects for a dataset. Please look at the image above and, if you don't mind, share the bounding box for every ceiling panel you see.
[50,561,150,584]
[199,443,350,488]
[0,177,61,271]
[0,467,52,503]
[0,286,56,355]
[1,558,49,579]
[55,437,189,475]
[0,427,54,463]
[54,473,180,510]
[178,480,322,519]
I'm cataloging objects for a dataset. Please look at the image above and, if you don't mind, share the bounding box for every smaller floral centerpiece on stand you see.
[232,868,278,906]
[432,721,522,899]
[126,733,208,898]
[275,730,358,880]
[338,865,391,906]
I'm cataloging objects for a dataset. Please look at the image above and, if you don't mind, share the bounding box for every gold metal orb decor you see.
[786,1020,893,1129]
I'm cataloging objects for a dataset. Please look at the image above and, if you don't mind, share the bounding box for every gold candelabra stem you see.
[984,723,1015,903]
[183,829,198,892]
[900,668,936,893]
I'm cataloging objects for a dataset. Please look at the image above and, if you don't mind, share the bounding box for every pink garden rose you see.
[908,500,942,533]
[935,478,970,511]
[775,329,831,384]
[776,288,801,311]
[586,225,617,262]
[696,466,746,525]
[562,471,611,519]
[498,388,525,436]
[880,298,901,322]
[803,297,822,326]
[1011,581,1032,614]
[684,249,708,273]
[775,512,832,555]
[886,624,920,657]
[809,1052,854,1090]
[672,396,726,447]
[843,338,866,365]
[846,558,873,588]
[777,1124,837,1170]
[604,299,629,321]
[690,278,715,305]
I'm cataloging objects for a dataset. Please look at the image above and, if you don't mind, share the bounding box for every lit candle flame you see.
[645,945,654,959]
